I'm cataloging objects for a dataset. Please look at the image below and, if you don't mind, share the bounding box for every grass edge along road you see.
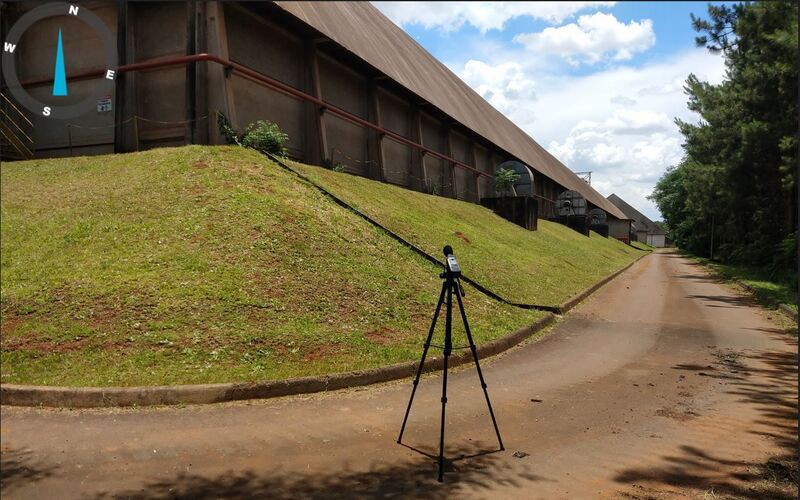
[2,146,638,387]
[681,251,797,335]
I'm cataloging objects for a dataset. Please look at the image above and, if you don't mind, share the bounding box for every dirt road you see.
[1,252,796,499]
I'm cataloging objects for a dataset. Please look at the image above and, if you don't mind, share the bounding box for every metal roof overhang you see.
[273,1,628,220]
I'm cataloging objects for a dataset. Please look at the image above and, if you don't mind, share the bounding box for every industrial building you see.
[1,1,630,228]
[607,193,668,247]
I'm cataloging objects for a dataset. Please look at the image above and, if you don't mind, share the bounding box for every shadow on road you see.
[92,442,548,499]
[671,273,720,284]
[0,448,58,494]
[686,294,756,309]
[614,345,798,499]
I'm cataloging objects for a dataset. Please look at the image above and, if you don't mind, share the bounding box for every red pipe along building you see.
[0,1,632,236]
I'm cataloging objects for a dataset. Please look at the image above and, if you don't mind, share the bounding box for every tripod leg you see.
[454,286,505,451]
[398,281,447,444]
[438,280,453,482]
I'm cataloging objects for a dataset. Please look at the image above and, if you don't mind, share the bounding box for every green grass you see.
[289,159,641,306]
[630,241,654,251]
[690,255,797,312]
[1,146,639,386]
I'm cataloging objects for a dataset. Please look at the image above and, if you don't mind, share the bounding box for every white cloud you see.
[459,60,537,116]
[597,109,673,135]
[590,142,626,165]
[449,49,726,219]
[373,2,616,33]
[514,12,655,64]
[610,94,637,106]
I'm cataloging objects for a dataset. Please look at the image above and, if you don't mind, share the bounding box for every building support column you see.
[302,40,319,164]
[185,0,197,144]
[194,1,209,144]
[410,106,427,192]
[490,150,503,198]
[443,126,456,198]
[206,1,237,140]
[307,41,330,166]
[367,79,385,181]
[471,141,481,202]
[113,0,129,152]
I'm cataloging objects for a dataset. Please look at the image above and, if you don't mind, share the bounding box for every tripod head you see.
[442,246,465,297]
[442,245,461,276]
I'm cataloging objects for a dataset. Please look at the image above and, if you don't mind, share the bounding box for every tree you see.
[650,1,798,269]
[494,167,520,196]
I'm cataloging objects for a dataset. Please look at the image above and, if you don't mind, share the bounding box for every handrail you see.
[8,53,494,179]
[0,91,33,127]
[0,89,34,159]
[0,121,33,159]
[0,108,33,144]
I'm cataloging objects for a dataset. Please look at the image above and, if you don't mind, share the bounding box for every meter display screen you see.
[446,254,461,273]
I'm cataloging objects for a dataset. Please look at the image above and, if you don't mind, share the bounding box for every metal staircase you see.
[0,91,34,161]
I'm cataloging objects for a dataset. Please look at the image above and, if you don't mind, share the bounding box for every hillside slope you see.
[1,146,639,386]
[290,160,640,305]
[1,147,543,386]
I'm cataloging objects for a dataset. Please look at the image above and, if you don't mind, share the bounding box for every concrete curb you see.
[0,316,554,408]
[0,254,646,408]
[777,303,797,321]
[726,277,797,321]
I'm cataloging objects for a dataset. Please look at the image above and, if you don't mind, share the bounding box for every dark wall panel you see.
[230,75,306,157]
[326,114,369,176]
[378,89,409,135]
[317,54,369,173]
[224,5,306,156]
[475,144,492,199]
[318,54,367,118]
[134,2,186,147]
[378,89,411,186]
[421,113,444,194]
[225,5,304,89]
[535,173,561,219]
[382,141,411,186]
[450,131,473,201]
[134,3,185,60]
[135,66,186,147]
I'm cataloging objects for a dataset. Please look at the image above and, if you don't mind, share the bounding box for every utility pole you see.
[709,214,715,261]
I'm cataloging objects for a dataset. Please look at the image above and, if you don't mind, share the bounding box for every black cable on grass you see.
[264,152,561,314]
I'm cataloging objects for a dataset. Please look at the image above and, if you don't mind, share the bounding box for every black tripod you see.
[397,246,504,482]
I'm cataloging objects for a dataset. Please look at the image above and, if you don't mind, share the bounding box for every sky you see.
[372,1,730,220]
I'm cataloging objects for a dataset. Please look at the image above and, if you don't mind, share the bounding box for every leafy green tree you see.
[650,1,797,271]
[495,167,520,196]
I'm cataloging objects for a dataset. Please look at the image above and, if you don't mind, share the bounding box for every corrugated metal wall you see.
[5,1,614,225]
[378,88,412,187]
[225,5,307,157]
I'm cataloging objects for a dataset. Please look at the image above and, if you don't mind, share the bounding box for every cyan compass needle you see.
[52,28,67,96]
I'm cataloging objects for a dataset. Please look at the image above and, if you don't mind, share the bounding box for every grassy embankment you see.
[630,241,654,251]
[289,159,640,306]
[1,146,640,386]
[690,256,797,313]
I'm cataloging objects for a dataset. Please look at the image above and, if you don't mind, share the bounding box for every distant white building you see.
[607,194,668,248]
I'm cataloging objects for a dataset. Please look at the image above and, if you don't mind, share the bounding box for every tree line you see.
[649,2,797,281]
